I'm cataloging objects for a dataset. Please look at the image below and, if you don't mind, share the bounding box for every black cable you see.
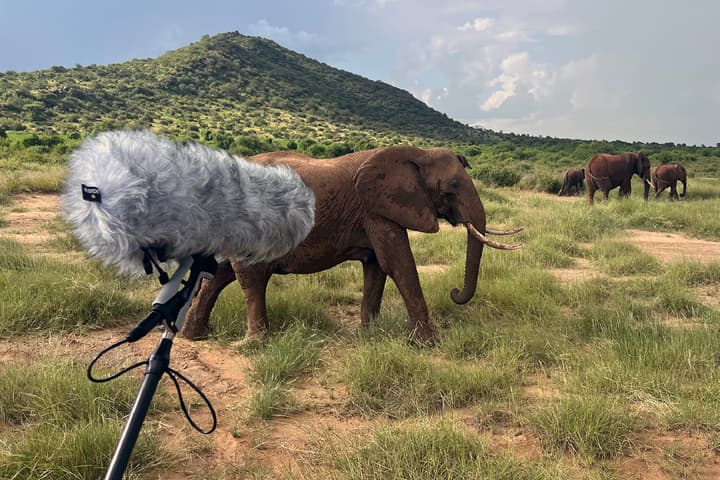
[166,367,217,434]
[87,339,147,383]
[87,336,217,434]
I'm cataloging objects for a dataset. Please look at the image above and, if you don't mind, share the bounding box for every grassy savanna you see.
[2,168,719,479]
[2,29,719,479]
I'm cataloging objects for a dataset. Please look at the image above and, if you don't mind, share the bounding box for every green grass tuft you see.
[590,238,662,276]
[0,358,169,480]
[243,324,325,420]
[328,422,565,479]
[530,395,635,460]
[0,421,163,480]
[0,239,150,335]
[0,359,138,426]
[343,340,519,417]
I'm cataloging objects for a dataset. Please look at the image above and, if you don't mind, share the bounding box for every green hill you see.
[0,31,498,152]
[0,31,718,195]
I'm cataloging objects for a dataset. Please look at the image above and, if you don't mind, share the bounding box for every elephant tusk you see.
[485,226,524,236]
[465,223,523,250]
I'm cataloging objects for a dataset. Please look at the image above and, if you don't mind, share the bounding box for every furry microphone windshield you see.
[62,130,315,276]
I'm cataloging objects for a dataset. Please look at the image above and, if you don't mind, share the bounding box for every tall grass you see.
[529,395,635,460]
[326,422,566,479]
[0,239,149,334]
[0,359,168,479]
[0,360,138,425]
[243,324,325,420]
[0,166,66,196]
[590,239,661,276]
[342,340,519,417]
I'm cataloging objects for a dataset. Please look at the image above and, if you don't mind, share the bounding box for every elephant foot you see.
[181,317,210,341]
[410,324,438,347]
[231,329,269,353]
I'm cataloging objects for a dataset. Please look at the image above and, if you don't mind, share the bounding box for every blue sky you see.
[1,0,718,145]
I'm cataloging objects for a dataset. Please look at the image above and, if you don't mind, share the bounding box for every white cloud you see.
[458,17,494,32]
[248,19,321,45]
[481,75,518,111]
[415,86,449,107]
[546,24,577,36]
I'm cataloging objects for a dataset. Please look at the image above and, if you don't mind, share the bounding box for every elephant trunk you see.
[681,178,687,197]
[450,222,485,305]
[642,172,650,200]
[450,221,523,305]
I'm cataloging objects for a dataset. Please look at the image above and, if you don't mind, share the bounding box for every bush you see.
[470,164,521,187]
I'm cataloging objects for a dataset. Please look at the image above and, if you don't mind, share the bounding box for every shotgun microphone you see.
[61,130,315,276]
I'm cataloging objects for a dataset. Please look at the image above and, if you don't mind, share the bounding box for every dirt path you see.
[626,229,720,263]
[0,193,60,250]
[550,230,720,286]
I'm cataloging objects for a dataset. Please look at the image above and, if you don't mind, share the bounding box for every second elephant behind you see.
[182,146,522,344]
[558,168,585,196]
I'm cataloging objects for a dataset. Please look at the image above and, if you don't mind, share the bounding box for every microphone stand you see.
[91,254,217,480]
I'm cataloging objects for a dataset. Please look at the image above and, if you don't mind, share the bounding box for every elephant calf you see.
[183,146,522,345]
[558,168,585,196]
[652,163,687,201]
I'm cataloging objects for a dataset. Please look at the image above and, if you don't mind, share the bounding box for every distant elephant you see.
[652,163,687,201]
[182,147,522,344]
[586,152,651,205]
[558,168,585,196]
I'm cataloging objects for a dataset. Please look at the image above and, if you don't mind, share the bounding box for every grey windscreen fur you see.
[62,130,315,276]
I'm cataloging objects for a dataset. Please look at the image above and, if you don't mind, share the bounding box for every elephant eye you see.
[448,179,460,190]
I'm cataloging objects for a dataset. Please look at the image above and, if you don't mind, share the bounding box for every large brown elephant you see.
[558,168,585,196]
[182,146,522,344]
[652,163,687,201]
[586,152,651,205]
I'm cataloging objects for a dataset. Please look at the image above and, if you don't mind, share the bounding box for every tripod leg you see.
[103,337,172,480]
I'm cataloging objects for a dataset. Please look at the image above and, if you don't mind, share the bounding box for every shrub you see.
[470,164,521,187]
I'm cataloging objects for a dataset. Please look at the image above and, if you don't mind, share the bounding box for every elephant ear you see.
[354,146,439,233]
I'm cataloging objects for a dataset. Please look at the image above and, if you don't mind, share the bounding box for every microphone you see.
[61,130,315,276]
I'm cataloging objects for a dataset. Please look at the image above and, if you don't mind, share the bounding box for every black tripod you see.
[88,253,218,480]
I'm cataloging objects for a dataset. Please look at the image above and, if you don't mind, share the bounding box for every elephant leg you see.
[653,183,661,199]
[619,179,631,198]
[182,261,236,340]
[360,256,387,327]
[233,263,273,339]
[654,183,668,199]
[587,182,597,205]
[670,183,678,201]
[366,220,436,344]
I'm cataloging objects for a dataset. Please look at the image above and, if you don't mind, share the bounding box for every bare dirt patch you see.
[549,257,599,285]
[549,230,720,286]
[621,432,720,480]
[0,193,74,260]
[0,193,60,243]
[417,263,448,275]
[698,285,720,309]
[626,230,720,264]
